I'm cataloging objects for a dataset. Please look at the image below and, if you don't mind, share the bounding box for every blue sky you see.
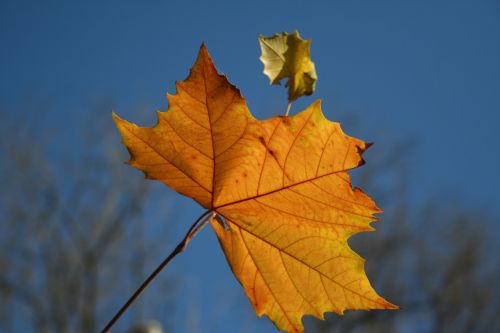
[1,0,499,332]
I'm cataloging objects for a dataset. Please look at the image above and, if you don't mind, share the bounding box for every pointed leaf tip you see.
[199,42,208,52]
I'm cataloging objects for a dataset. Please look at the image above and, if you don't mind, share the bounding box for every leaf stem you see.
[285,102,292,116]
[100,209,215,333]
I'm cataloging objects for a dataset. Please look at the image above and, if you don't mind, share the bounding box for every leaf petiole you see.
[285,102,292,116]
[100,209,216,332]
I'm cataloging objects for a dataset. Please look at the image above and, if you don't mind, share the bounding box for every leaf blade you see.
[114,45,253,208]
[210,100,396,332]
[259,31,318,102]
[115,44,397,333]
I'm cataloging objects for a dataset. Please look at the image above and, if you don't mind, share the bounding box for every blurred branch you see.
[0,103,175,333]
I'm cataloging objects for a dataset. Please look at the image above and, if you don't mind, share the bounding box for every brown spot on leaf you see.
[281,116,291,126]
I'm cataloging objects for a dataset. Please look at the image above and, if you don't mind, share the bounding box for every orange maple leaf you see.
[113,45,397,332]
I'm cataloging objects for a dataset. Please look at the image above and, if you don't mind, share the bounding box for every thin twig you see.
[285,102,292,116]
[100,209,215,333]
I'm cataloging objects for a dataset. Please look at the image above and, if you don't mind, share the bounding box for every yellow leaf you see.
[259,31,318,102]
[114,45,397,333]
